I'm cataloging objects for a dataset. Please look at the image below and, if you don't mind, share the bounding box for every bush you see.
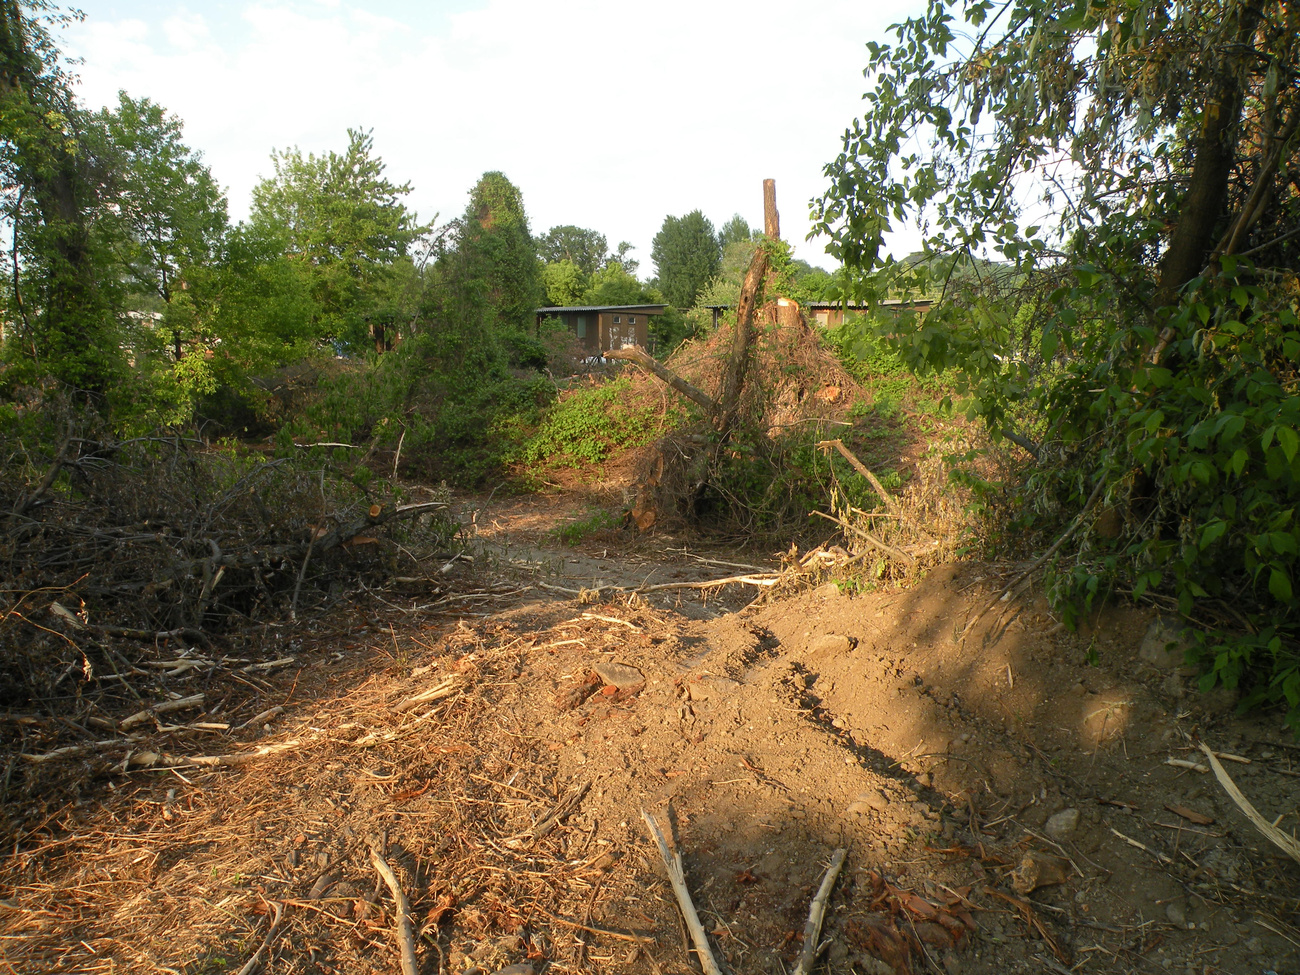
[519,378,659,467]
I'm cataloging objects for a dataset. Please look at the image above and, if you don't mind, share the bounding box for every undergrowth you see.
[519,377,663,468]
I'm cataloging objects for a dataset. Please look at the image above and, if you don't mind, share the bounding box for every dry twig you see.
[640,807,723,975]
[793,847,847,975]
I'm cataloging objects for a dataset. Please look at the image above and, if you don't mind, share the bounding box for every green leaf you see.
[1200,520,1227,549]
[1270,568,1294,603]
[1277,426,1299,463]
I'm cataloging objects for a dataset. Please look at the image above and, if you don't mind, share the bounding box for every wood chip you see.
[1164,804,1214,826]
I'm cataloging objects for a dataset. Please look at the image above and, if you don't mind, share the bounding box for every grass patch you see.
[554,509,622,546]
[519,378,661,469]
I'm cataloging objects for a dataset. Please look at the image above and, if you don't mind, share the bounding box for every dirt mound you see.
[3,495,1296,975]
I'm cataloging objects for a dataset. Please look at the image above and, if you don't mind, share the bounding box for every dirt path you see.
[2,488,1298,975]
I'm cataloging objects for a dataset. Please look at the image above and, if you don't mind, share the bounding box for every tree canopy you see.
[251,128,428,350]
[651,210,721,309]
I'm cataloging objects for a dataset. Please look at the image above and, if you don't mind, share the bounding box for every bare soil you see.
[2,487,1298,975]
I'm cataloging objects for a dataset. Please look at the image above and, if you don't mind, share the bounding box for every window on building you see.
[628,316,637,324]
[576,315,587,339]
[612,315,621,324]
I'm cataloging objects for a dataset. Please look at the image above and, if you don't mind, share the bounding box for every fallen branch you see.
[816,439,900,513]
[392,676,463,712]
[603,346,718,415]
[793,847,847,975]
[1199,741,1300,866]
[640,807,723,975]
[811,510,916,566]
[635,573,779,593]
[11,420,74,519]
[234,901,286,975]
[169,739,304,768]
[119,692,205,730]
[369,841,420,975]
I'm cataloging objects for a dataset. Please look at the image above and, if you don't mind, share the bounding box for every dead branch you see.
[119,692,205,730]
[640,807,724,975]
[810,510,915,566]
[369,841,420,975]
[234,901,285,975]
[792,847,847,975]
[1199,741,1300,865]
[603,347,718,414]
[816,439,900,513]
[11,421,74,518]
[634,573,779,593]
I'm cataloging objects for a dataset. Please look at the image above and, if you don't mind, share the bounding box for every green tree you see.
[718,214,757,249]
[582,261,658,307]
[650,210,721,309]
[250,128,428,351]
[0,0,120,392]
[814,0,1300,725]
[93,92,227,310]
[541,258,587,306]
[538,225,607,275]
[437,170,543,342]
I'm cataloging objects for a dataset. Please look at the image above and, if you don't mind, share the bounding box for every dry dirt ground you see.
[2,488,1298,975]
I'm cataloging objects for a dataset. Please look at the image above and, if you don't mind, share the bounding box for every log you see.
[603,347,718,414]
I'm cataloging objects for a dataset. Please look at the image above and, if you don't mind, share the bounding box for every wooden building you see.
[805,299,934,328]
[535,304,666,355]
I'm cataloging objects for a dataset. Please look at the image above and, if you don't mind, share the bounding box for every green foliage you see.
[554,508,622,546]
[651,210,721,309]
[520,378,659,467]
[542,259,587,306]
[538,225,607,276]
[434,171,543,344]
[814,0,1300,728]
[581,262,659,308]
[91,92,228,307]
[718,214,758,249]
[251,128,428,351]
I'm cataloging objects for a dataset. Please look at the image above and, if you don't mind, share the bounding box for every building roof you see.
[536,304,667,314]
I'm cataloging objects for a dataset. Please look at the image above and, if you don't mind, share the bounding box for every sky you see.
[59,0,926,274]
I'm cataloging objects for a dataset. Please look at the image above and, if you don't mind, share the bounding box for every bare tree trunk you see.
[1153,1,1263,309]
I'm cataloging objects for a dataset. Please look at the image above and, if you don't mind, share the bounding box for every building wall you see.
[597,311,648,352]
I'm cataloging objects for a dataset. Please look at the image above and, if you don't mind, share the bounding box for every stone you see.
[1165,901,1187,926]
[846,789,889,815]
[809,633,853,656]
[685,676,741,702]
[592,661,645,695]
[493,966,535,975]
[1045,807,1080,839]
[1139,616,1194,673]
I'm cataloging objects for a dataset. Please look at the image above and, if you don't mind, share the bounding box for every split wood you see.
[1199,741,1300,865]
[640,807,724,975]
[370,841,420,975]
[792,847,847,975]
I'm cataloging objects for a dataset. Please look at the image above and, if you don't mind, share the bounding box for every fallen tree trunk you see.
[603,347,718,415]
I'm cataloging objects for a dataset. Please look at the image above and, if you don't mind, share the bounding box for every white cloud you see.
[64,0,922,270]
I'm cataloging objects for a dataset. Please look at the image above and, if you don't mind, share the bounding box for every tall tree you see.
[93,93,227,310]
[651,210,720,309]
[0,0,119,391]
[438,171,543,337]
[537,225,607,276]
[813,0,1300,726]
[718,214,757,250]
[251,128,428,351]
